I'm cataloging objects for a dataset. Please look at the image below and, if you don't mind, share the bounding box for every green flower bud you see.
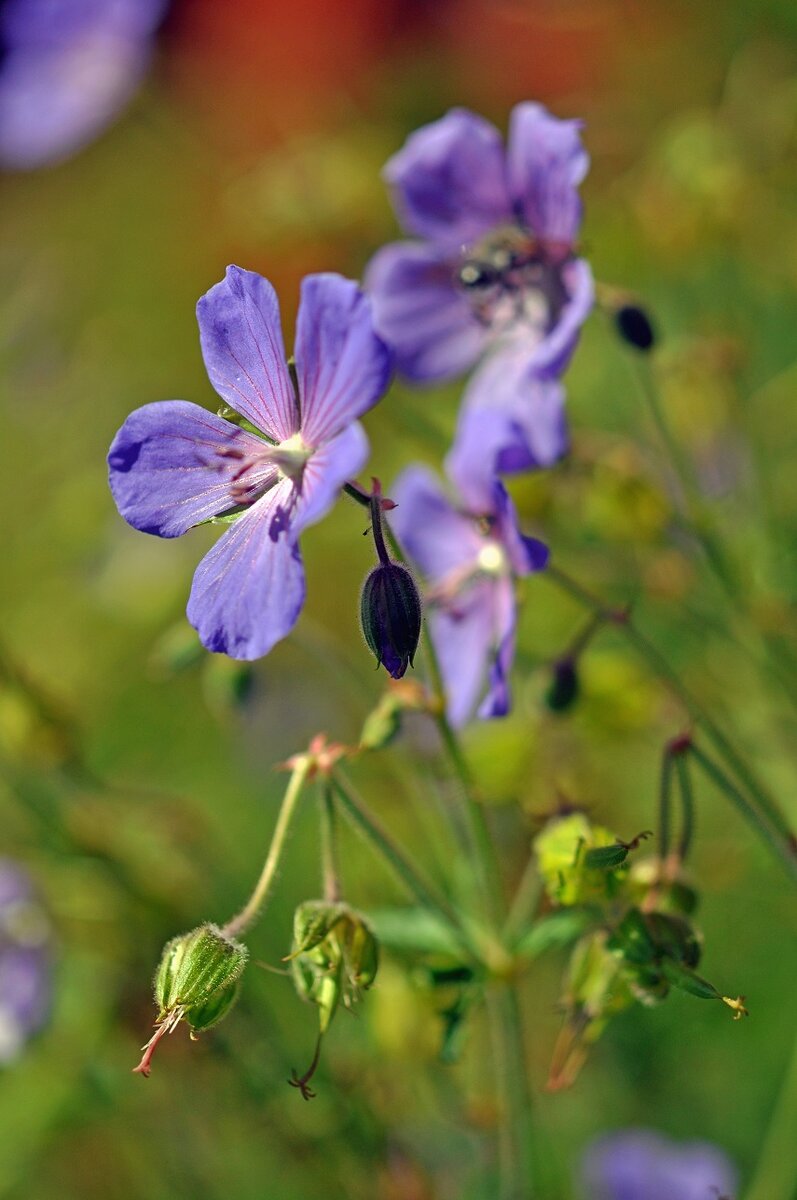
[135,924,248,1077]
[360,693,402,751]
[534,812,631,906]
[289,901,379,1034]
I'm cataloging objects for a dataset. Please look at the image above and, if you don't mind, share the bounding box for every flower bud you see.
[545,659,580,713]
[135,923,248,1076]
[154,923,248,1027]
[289,901,379,1034]
[615,303,656,352]
[360,562,422,680]
[534,812,631,906]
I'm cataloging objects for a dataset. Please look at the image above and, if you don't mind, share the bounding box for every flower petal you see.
[384,108,512,248]
[186,478,306,660]
[108,400,274,538]
[507,102,589,248]
[490,481,549,577]
[292,422,369,535]
[197,266,299,443]
[294,274,392,446]
[391,465,482,583]
[365,241,489,382]
[477,577,517,720]
[447,351,568,508]
[531,257,594,379]
[430,581,498,728]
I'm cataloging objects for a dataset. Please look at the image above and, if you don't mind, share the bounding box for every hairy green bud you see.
[289,901,379,1034]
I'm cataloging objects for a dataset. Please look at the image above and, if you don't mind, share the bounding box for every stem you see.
[658,745,674,861]
[744,1022,797,1200]
[222,759,311,939]
[319,781,341,903]
[503,855,542,949]
[369,491,390,567]
[329,769,481,963]
[486,984,535,1200]
[673,752,695,862]
[689,743,795,877]
[544,564,797,880]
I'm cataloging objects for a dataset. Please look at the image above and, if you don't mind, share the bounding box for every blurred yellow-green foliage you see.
[2,1,797,1197]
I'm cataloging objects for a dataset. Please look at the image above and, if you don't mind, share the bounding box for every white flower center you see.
[477,541,507,575]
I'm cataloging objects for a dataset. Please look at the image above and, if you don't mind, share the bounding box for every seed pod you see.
[289,901,379,1033]
[644,912,702,969]
[606,907,658,966]
[360,562,422,679]
[154,923,248,1027]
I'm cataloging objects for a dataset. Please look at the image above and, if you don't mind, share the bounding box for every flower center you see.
[456,224,569,337]
[476,541,507,576]
[220,433,312,508]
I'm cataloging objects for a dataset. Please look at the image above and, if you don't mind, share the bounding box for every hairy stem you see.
[222,759,311,939]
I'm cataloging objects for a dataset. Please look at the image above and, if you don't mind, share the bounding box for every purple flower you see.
[108,267,392,660]
[391,463,548,727]
[0,0,168,170]
[0,859,51,1063]
[581,1129,738,1200]
[365,103,593,385]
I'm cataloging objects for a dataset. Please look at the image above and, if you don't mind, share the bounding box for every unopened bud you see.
[360,562,422,680]
[135,924,248,1076]
[615,303,656,352]
[545,659,579,713]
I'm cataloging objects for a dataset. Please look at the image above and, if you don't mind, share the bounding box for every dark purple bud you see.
[360,562,422,680]
[615,304,656,352]
[545,658,579,713]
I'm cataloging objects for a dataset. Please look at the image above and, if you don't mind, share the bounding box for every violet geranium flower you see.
[0,860,51,1064]
[108,267,392,660]
[365,102,593,389]
[581,1129,738,1200]
[391,463,548,727]
[0,0,168,171]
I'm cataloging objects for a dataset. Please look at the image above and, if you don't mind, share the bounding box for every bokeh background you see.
[2,1,797,1196]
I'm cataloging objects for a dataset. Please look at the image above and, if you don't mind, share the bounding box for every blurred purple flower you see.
[581,1129,738,1200]
[365,103,592,386]
[391,463,548,726]
[0,859,51,1063]
[109,267,391,660]
[0,0,169,170]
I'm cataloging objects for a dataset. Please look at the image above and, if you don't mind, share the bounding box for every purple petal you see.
[430,581,498,728]
[0,860,33,908]
[531,257,594,379]
[507,102,589,248]
[477,577,516,720]
[490,481,549,577]
[390,465,482,583]
[197,266,299,444]
[292,422,369,535]
[384,108,512,248]
[581,1129,738,1200]
[186,479,306,660]
[447,351,568,507]
[108,401,275,538]
[294,274,392,447]
[365,242,488,382]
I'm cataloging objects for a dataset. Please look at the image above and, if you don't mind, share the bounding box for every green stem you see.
[658,745,674,861]
[486,983,535,1200]
[745,1021,797,1200]
[319,781,341,903]
[222,759,311,939]
[503,855,542,949]
[544,564,797,880]
[674,753,695,862]
[329,770,481,963]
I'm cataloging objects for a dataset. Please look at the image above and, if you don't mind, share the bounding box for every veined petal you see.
[391,465,483,583]
[108,400,274,538]
[531,257,594,379]
[447,351,568,507]
[384,108,512,248]
[186,478,305,660]
[292,422,369,535]
[294,274,391,447]
[197,266,299,443]
[507,103,589,248]
[477,577,517,720]
[365,242,488,382]
[430,581,497,728]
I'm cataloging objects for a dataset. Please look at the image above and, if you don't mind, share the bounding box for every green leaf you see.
[515,908,597,960]
[365,907,462,956]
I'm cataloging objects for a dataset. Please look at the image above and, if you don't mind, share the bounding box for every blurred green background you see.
[2,1,797,1196]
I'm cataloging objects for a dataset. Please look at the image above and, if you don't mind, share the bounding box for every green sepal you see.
[289,901,379,1033]
[583,843,629,870]
[606,907,658,966]
[186,980,242,1032]
[660,959,721,1000]
[154,923,248,1016]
